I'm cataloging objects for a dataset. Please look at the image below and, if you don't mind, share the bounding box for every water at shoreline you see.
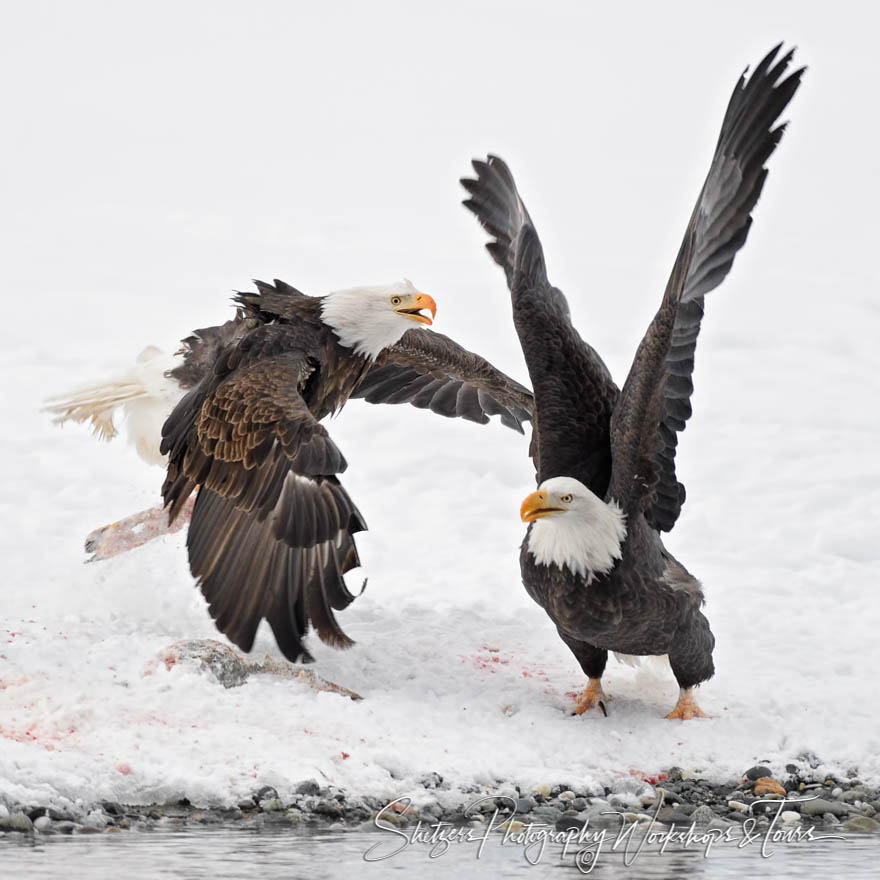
[1,825,876,879]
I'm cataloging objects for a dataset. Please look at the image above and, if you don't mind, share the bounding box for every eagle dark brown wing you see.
[350,327,533,432]
[184,477,365,663]
[607,45,804,522]
[160,322,364,662]
[462,156,619,492]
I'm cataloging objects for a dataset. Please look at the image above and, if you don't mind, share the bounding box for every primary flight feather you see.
[157,278,532,663]
[47,277,533,663]
[462,44,804,718]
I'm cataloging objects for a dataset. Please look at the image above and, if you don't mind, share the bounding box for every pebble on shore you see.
[2,762,878,837]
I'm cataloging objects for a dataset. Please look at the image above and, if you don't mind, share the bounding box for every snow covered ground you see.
[2,1,879,811]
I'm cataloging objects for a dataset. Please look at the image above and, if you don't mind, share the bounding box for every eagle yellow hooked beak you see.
[520,489,566,523]
[394,292,437,325]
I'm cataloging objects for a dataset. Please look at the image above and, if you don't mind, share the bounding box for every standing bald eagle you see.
[160,278,533,663]
[462,45,803,718]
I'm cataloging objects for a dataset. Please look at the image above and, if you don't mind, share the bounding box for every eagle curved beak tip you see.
[417,293,437,325]
[396,292,437,326]
[520,489,548,523]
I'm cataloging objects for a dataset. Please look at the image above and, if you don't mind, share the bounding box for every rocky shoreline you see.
[2,763,879,838]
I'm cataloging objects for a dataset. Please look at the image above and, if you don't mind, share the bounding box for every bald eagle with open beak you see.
[463,45,803,719]
[158,277,533,663]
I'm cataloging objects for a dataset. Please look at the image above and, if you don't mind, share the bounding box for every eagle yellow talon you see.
[571,678,610,716]
[666,688,710,720]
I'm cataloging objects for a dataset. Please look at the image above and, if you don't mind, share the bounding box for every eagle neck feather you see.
[320,285,415,361]
[527,496,627,584]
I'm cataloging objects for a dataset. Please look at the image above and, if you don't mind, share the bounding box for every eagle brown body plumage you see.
[462,45,803,717]
[161,279,534,662]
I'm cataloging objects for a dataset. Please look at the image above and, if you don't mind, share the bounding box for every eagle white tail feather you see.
[43,347,184,466]
[613,652,670,670]
[44,380,149,440]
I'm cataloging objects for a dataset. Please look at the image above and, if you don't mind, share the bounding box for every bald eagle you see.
[47,278,532,661]
[156,278,533,663]
[462,45,803,718]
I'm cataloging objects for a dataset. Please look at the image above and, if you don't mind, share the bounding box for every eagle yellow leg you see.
[571,677,610,716]
[666,688,709,720]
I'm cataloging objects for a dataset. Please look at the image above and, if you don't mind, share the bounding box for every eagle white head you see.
[321,280,437,360]
[520,476,627,583]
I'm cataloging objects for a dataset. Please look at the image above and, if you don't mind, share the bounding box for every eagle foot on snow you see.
[570,678,610,717]
[666,689,710,720]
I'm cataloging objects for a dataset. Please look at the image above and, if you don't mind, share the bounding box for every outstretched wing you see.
[461,157,619,492]
[161,322,364,662]
[350,327,533,432]
[607,44,804,525]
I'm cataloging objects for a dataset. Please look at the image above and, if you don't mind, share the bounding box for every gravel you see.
[0,813,34,834]
[800,797,848,818]
[844,816,880,833]
[689,805,717,827]
[4,764,880,837]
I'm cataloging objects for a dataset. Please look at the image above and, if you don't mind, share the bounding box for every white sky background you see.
[1,1,879,804]
[3,0,877,368]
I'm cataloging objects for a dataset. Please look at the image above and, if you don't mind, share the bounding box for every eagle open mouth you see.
[395,307,433,325]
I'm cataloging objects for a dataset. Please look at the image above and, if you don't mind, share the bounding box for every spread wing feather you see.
[461,157,619,492]
[187,479,365,661]
[351,327,534,432]
[160,327,363,662]
[608,44,804,524]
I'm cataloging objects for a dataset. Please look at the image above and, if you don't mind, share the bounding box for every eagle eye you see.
[560,493,573,504]
[391,296,402,306]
